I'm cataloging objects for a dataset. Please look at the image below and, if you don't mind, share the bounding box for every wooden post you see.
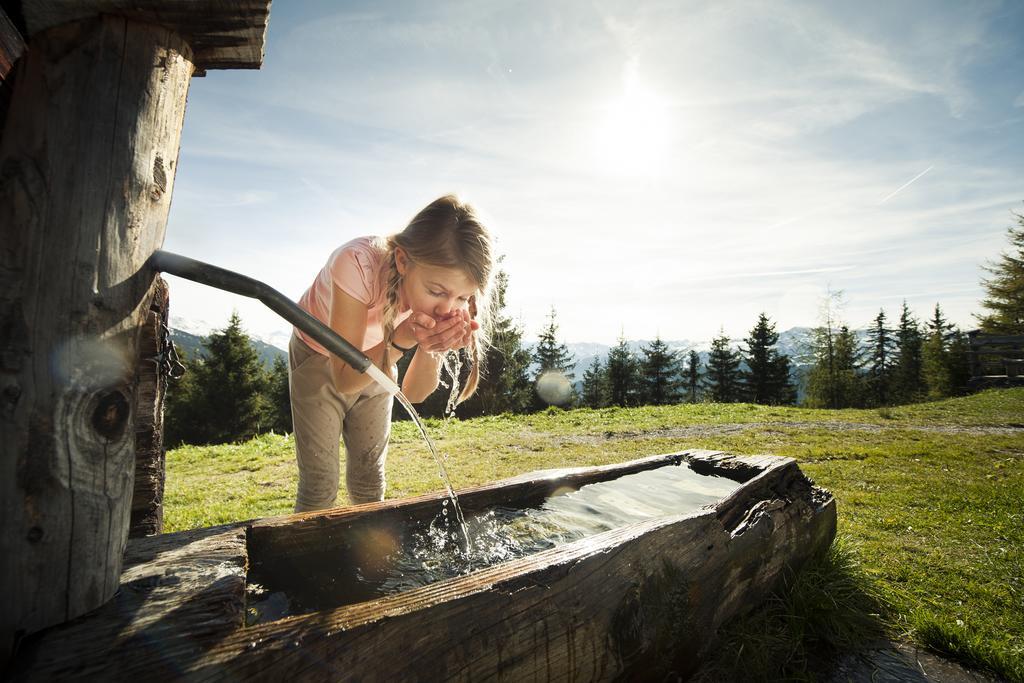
[0,1,269,663]
[0,5,26,132]
[129,276,170,538]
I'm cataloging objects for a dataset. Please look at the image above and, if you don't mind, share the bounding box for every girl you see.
[289,195,494,512]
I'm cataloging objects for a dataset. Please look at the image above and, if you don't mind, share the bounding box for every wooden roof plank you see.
[22,0,271,70]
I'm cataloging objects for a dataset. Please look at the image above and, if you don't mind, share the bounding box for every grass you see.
[164,387,1024,681]
[691,536,888,682]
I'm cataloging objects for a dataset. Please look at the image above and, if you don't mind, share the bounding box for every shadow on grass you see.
[690,535,887,682]
[913,612,1022,683]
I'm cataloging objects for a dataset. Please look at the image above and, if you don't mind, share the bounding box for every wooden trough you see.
[9,450,836,681]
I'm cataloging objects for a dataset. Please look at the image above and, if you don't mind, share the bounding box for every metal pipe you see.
[148,249,372,373]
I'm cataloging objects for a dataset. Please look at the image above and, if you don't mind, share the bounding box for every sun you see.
[592,60,672,178]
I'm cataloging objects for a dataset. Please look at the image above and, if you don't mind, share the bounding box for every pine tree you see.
[263,355,292,433]
[194,312,268,444]
[805,290,863,408]
[638,336,683,405]
[740,313,794,405]
[804,291,842,408]
[164,349,204,446]
[580,357,610,408]
[865,309,897,406]
[834,325,865,407]
[893,301,924,403]
[946,329,972,396]
[462,265,532,416]
[807,329,862,408]
[977,211,1024,334]
[684,349,702,403]
[704,329,742,403]
[922,303,957,400]
[606,333,640,407]
[531,307,576,408]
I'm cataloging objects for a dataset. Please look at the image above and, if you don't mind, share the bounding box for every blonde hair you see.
[378,195,494,404]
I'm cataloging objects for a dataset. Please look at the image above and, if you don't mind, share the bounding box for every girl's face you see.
[396,249,478,320]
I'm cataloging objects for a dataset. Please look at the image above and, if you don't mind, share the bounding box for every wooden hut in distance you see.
[0,0,271,666]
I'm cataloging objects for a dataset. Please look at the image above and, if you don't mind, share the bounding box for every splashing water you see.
[439,350,462,418]
[364,364,471,550]
[392,391,471,550]
[245,463,744,623]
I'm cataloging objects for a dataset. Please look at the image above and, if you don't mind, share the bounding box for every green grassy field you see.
[165,388,1024,681]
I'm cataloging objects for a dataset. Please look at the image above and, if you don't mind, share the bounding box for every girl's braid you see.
[379,246,403,376]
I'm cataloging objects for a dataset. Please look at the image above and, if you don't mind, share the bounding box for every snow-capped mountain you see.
[170,315,824,382]
[169,316,287,369]
[170,316,291,352]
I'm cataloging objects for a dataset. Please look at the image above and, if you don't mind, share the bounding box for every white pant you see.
[288,333,393,511]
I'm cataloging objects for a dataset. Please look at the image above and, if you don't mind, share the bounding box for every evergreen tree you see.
[834,325,866,407]
[893,301,925,403]
[739,313,794,405]
[580,357,610,408]
[638,336,683,405]
[196,312,268,443]
[531,307,576,408]
[865,309,897,406]
[165,312,268,444]
[922,303,959,400]
[462,265,532,416]
[164,349,204,447]
[804,291,842,408]
[805,290,863,408]
[684,349,702,403]
[606,333,640,407]
[946,329,972,396]
[807,328,863,408]
[977,211,1024,334]
[703,329,742,403]
[532,307,575,378]
[263,355,292,433]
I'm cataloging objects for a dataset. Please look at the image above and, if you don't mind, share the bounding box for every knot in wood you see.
[151,154,167,200]
[91,390,129,441]
[2,382,21,407]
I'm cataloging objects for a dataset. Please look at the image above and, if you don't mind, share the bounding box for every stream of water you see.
[364,362,471,549]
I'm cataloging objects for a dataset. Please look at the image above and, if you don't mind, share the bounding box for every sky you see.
[163,0,1024,345]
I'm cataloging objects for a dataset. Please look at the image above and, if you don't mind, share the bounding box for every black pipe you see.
[148,250,372,373]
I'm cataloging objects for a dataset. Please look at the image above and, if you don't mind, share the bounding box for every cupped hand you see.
[398,309,478,354]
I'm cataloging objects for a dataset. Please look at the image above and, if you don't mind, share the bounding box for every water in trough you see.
[245,461,741,625]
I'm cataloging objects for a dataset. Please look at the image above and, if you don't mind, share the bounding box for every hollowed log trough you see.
[9,449,836,681]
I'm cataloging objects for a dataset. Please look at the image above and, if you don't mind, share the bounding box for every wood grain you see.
[10,451,837,681]
[129,276,169,537]
[22,0,271,70]
[0,15,193,655]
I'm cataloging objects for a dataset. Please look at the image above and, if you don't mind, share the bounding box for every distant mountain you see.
[169,320,287,370]
[169,315,844,400]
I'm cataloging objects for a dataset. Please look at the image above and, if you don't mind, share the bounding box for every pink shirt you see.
[296,236,410,356]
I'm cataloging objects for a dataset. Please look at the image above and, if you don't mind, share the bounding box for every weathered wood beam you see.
[129,276,169,538]
[0,14,194,661]
[9,452,837,681]
[21,0,270,71]
[0,4,27,132]
[0,5,25,81]
[1,0,271,662]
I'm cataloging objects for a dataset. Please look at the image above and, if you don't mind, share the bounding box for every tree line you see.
[164,210,1023,445]
[164,312,292,447]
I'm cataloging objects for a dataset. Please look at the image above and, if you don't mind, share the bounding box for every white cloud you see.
[164,1,1021,343]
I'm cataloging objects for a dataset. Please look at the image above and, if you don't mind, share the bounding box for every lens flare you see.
[535,370,573,406]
